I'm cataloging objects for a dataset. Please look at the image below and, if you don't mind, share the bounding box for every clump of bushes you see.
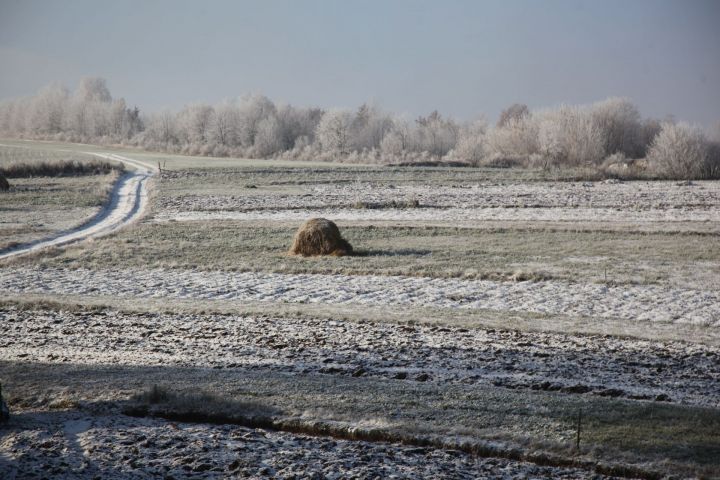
[0,159,124,178]
[646,123,720,180]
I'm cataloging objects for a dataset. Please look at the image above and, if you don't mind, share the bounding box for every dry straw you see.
[289,218,353,257]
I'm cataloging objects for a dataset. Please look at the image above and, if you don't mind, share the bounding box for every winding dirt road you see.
[0,152,155,261]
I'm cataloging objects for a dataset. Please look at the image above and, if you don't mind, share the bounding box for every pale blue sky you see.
[1,0,718,124]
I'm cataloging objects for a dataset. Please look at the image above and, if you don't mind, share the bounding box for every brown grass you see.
[289,218,353,257]
[0,173,8,191]
[0,159,123,178]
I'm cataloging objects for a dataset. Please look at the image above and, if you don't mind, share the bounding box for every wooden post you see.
[576,408,582,451]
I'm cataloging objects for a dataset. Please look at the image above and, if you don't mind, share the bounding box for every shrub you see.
[537,105,605,166]
[450,120,487,165]
[484,115,539,161]
[647,123,718,179]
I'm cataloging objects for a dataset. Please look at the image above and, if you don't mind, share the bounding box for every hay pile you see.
[289,218,353,257]
[0,174,9,191]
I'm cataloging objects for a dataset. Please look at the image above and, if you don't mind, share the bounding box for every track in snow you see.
[0,153,155,261]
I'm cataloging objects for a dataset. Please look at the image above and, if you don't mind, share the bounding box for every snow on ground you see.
[154,205,720,224]
[155,180,720,224]
[1,308,717,407]
[161,180,720,211]
[2,267,718,327]
[0,410,612,479]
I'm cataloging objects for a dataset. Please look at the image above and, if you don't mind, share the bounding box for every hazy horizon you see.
[1,0,719,125]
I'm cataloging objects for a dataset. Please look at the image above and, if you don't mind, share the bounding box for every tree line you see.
[0,77,718,178]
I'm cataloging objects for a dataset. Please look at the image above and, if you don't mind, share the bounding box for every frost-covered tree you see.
[4,78,713,174]
[537,105,604,165]
[316,110,353,154]
[238,94,276,148]
[497,103,529,128]
[485,114,539,160]
[211,102,240,146]
[178,104,215,144]
[380,118,412,155]
[145,110,178,146]
[254,115,283,156]
[64,77,115,138]
[413,111,459,157]
[639,118,662,156]
[590,97,643,158]
[276,104,323,150]
[349,103,393,151]
[647,122,714,179]
[28,84,68,134]
[452,119,488,164]
[75,77,112,103]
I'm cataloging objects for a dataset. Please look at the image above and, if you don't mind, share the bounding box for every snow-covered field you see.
[2,152,719,478]
[2,307,717,407]
[156,179,720,226]
[2,267,718,327]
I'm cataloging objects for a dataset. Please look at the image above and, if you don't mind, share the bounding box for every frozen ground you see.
[2,267,718,327]
[1,307,717,407]
[0,409,615,479]
[2,147,719,478]
[156,179,720,226]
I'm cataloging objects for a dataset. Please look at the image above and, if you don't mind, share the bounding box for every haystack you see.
[289,218,353,257]
[0,174,9,192]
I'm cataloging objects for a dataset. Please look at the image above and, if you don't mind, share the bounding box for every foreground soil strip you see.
[1,308,717,407]
[2,361,718,478]
[0,410,617,479]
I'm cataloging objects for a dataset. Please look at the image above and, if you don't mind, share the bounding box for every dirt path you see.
[0,153,155,261]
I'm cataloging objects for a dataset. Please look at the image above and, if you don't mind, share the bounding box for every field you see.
[0,144,121,251]
[1,140,719,478]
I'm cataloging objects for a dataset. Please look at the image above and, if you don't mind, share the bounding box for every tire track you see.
[0,153,155,261]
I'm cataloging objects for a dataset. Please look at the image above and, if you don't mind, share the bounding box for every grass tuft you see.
[0,159,124,178]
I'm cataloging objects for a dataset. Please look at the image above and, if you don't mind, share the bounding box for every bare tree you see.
[211,102,240,147]
[590,97,643,158]
[178,104,215,145]
[28,84,68,134]
[76,77,112,104]
[453,119,488,164]
[254,115,283,156]
[238,94,276,148]
[497,103,529,128]
[316,110,353,154]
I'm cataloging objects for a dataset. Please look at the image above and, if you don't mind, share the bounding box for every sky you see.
[1,0,718,125]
